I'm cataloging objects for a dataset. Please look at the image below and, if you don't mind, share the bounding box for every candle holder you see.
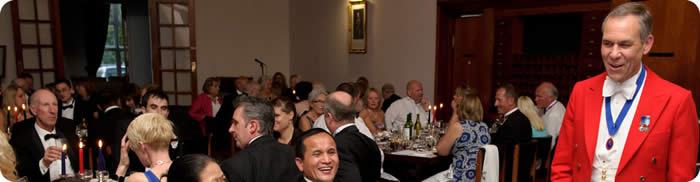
[95,170,109,182]
[78,170,93,180]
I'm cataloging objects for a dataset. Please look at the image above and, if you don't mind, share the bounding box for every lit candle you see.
[433,106,437,124]
[21,104,26,120]
[61,144,67,176]
[98,140,103,171]
[13,106,17,123]
[79,142,84,174]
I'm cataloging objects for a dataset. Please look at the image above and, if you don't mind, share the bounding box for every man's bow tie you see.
[44,133,61,141]
[63,104,73,110]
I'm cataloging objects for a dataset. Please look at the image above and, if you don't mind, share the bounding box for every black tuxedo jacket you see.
[492,109,533,145]
[381,94,401,112]
[334,125,382,182]
[9,118,79,182]
[98,107,142,175]
[221,136,302,182]
[58,98,89,126]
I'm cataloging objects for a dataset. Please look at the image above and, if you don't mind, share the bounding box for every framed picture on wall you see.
[349,1,367,54]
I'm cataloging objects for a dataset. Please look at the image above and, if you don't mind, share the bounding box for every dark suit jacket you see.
[334,125,382,182]
[492,109,533,145]
[221,135,302,182]
[58,98,88,126]
[381,94,401,112]
[10,118,79,182]
[99,107,143,175]
[492,109,533,182]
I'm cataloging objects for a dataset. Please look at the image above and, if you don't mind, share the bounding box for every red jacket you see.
[551,68,699,181]
[189,93,222,134]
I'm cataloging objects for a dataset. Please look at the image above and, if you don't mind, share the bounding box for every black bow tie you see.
[63,104,73,110]
[44,133,61,141]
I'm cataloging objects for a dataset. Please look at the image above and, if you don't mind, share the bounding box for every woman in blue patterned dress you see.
[436,86,490,182]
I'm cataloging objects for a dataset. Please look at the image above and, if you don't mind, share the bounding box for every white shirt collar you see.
[34,122,55,137]
[603,65,643,99]
[248,135,263,145]
[237,90,244,95]
[333,123,356,136]
[303,177,313,182]
[63,98,74,106]
[504,108,518,117]
[104,105,120,113]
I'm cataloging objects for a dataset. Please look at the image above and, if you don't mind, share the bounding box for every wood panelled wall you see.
[436,0,700,119]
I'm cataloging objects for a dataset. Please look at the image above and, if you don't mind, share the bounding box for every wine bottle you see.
[403,113,413,140]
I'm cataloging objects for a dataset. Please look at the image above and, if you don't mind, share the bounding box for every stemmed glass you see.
[75,119,88,141]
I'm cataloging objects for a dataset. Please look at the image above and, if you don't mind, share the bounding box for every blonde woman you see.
[360,88,385,134]
[1,84,32,133]
[116,113,175,182]
[0,132,17,181]
[448,85,478,125]
[517,96,548,138]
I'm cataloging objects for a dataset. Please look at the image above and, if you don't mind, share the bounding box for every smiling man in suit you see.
[10,89,79,182]
[551,2,699,181]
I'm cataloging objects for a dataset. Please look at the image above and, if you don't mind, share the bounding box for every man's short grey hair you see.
[541,82,559,99]
[234,96,274,136]
[602,2,652,43]
[382,83,395,93]
[324,98,356,123]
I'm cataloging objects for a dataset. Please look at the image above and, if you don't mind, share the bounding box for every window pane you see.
[36,0,50,21]
[175,50,190,70]
[173,4,189,25]
[162,72,175,92]
[160,27,173,46]
[23,48,39,69]
[39,23,53,45]
[100,3,127,78]
[161,49,174,69]
[41,48,53,69]
[159,3,172,24]
[177,94,191,106]
[105,25,115,47]
[20,23,37,44]
[176,72,191,92]
[18,0,35,20]
[174,27,189,47]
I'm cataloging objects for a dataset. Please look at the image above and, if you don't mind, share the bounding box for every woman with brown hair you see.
[272,97,302,145]
[189,77,222,135]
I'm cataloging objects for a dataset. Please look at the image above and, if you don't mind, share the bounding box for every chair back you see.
[475,147,485,182]
[534,136,553,182]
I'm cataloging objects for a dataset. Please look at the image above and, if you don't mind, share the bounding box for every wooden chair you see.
[475,147,486,182]
[534,136,553,182]
[498,140,538,182]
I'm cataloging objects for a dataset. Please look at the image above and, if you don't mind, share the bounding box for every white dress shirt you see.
[61,98,75,120]
[384,97,429,132]
[591,66,646,182]
[543,100,566,147]
[313,115,374,140]
[35,123,74,181]
[211,96,221,116]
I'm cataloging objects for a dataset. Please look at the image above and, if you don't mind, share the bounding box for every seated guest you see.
[141,89,185,159]
[491,84,532,144]
[491,84,532,182]
[432,94,490,182]
[189,77,222,136]
[324,91,381,182]
[287,74,302,101]
[115,113,174,182]
[245,80,261,97]
[10,89,79,181]
[448,85,478,124]
[312,83,374,140]
[360,88,385,134]
[299,88,328,132]
[295,129,338,182]
[380,83,401,112]
[55,79,87,123]
[258,76,276,101]
[293,81,313,116]
[273,97,302,145]
[96,89,139,175]
[272,72,288,99]
[385,80,430,131]
[167,154,225,182]
[220,96,302,181]
[517,96,548,138]
[121,83,142,115]
[0,132,18,181]
[534,82,565,142]
[1,84,31,132]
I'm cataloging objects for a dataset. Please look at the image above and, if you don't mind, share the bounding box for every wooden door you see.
[150,0,197,106]
[11,0,63,87]
[452,15,493,112]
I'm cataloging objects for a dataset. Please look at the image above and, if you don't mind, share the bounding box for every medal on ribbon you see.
[639,115,650,132]
[604,65,646,150]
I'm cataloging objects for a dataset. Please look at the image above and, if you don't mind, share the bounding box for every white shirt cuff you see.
[38,159,49,174]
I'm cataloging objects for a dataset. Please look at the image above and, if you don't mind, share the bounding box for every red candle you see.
[433,106,437,124]
[13,106,17,123]
[79,142,84,174]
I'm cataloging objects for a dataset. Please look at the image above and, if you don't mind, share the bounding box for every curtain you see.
[83,0,110,77]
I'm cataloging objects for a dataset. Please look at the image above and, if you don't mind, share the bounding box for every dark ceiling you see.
[438,0,611,15]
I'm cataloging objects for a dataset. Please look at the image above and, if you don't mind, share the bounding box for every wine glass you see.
[75,119,88,141]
